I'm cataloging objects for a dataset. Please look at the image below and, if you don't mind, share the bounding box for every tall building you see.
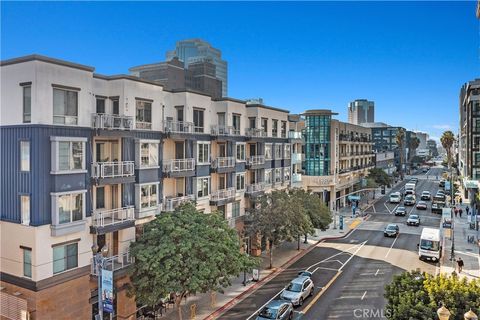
[427,139,438,157]
[414,131,429,149]
[302,109,375,208]
[166,39,228,97]
[0,54,296,319]
[348,99,375,125]
[458,79,480,202]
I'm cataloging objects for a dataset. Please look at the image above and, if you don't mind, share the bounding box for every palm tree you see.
[440,131,455,168]
[409,136,420,162]
[395,128,406,179]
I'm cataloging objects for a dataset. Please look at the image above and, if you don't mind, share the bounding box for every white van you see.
[418,228,441,261]
[405,182,416,192]
[389,192,401,204]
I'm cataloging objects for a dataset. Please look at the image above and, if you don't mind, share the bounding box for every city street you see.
[220,168,445,320]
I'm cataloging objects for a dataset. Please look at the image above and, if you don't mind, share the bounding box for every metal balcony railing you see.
[210,187,236,202]
[210,125,235,136]
[163,158,195,172]
[92,113,134,130]
[136,121,152,130]
[245,183,266,194]
[292,173,302,183]
[246,128,267,138]
[92,161,135,179]
[91,251,133,275]
[247,155,265,166]
[212,157,235,169]
[163,120,194,134]
[92,206,135,228]
[164,195,195,212]
[288,131,302,139]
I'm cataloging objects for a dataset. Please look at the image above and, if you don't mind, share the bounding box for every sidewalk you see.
[440,204,480,281]
[160,217,365,320]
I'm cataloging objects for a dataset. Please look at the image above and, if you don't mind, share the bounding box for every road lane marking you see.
[308,241,367,271]
[383,201,392,214]
[339,240,367,271]
[301,271,342,314]
[245,287,285,320]
[312,266,340,272]
[348,219,362,229]
[361,291,367,300]
[375,269,380,276]
[385,235,399,258]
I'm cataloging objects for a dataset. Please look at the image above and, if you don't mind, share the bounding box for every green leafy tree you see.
[395,128,406,179]
[283,191,312,250]
[367,168,392,187]
[128,203,259,320]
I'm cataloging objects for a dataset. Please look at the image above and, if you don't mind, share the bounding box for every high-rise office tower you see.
[348,99,375,125]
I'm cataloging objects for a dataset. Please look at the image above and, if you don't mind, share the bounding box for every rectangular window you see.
[20,141,30,171]
[112,99,119,115]
[140,142,159,167]
[284,167,290,181]
[23,86,31,123]
[58,193,84,224]
[272,120,278,137]
[21,195,30,225]
[96,98,105,114]
[236,173,245,191]
[95,187,105,209]
[232,201,240,218]
[58,141,84,171]
[275,168,282,183]
[196,177,210,198]
[193,109,204,133]
[236,143,246,161]
[23,248,32,278]
[53,88,78,125]
[249,117,256,129]
[261,118,268,133]
[53,243,78,274]
[197,142,210,164]
[265,144,272,160]
[136,100,152,129]
[140,184,158,209]
[265,169,273,185]
[274,144,282,159]
[284,144,291,159]
[281,121,287,138]
[232,114,241,135]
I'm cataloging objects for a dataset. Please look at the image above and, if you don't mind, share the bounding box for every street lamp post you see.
[437,304,451,320]
[92,244,109,320]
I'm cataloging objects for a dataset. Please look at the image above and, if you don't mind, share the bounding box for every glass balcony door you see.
[95,140,119,162]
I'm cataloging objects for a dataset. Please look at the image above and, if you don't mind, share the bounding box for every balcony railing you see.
[163,158,195,172]
[91,251,133,276]
[292,173,302,183]
[164,195,195,212]
[92,113,134,130]
[338,163,375,174]
[247,155,265,166]
[212,157,235,169]
[136,121,152,130]
[288,131,302,139]
[246,128,267,138]
[245,183,266,194]
[210,187,236,202]
[210,125,237,136]
[92,161,135,179]
[163,120,194,134]
[92,206,135,228]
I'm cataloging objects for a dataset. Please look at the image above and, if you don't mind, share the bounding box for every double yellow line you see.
[301,270,343,314]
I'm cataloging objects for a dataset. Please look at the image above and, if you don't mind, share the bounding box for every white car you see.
[389,192,401,204]
[280,276,314,307]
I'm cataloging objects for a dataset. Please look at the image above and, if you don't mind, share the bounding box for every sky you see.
[2,1,479,141]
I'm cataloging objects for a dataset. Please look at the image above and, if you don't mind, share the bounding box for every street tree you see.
[367,168,391,187]
[441,130,455,168]
[283,191,312,250]
[395,128,406,179]
[128,203,259,320]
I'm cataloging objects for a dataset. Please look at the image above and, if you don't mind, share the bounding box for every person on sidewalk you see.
[466,206,470,215]
[460,198,463,205]
[455,208,458,217]
[459,208,463,218]
[457,257,464,273]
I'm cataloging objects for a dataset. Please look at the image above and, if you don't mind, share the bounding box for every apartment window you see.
[249,117,256,129]
[236,143,246,161]
[193,109,204,133]
[23,86,31,123]
[136,100,152,129]
[275,168,282,183]
[96,98,105,114]
[236,173,245,191]
[265,169,273,185]
[265,144,272,160]
[196,177,210,198]
[284,144,291,159]
[261,118,268,134]
[51,137,86,173]
[272,119,278,137]
[95,187,105,209]
[53,242,78,274]
[281,121,287,138]
[232,114,241,134]
[141,184,158,209]
[112,99,119,115]
[284,168,290,181]
[23,248,32,278]
[20,141,30,172]
[53,88,78,125]
[58,192,84,224]
[232,201,240,218]
[197,142,210,164]
[140,142,159,167]
[21,195,30,225]
[274,144,282,159]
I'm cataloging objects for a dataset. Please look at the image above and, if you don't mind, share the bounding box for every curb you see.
[203,228,355,320]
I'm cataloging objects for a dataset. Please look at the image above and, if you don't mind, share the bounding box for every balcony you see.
[210,187,236,205]
[91,251,133,276]
[246,128,267,139]
[136,121,152,130]
[288,131,303,140]
[247,155,266,168]
[163,158,196,177]
[92,113,134,130]
[92,161,135,179]
[164,194,195,212]
[245,183,265,197]
[292,173,302,184]
[291,153,303,164]
[211,125,239,137]
[90,206,135,234]
[212,157,236,172]
[163,120,194,134]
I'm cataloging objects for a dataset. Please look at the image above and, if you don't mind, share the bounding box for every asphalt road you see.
[219,167,446,320]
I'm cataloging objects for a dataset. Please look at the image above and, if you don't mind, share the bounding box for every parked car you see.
[416,201,428,210]
[407,214,421,226]
[280,276,314,307]
[384,224,400,237]
[421,191,431,201]
[256,300,294,320]
[394,206,407,216]
[404,195,416,206]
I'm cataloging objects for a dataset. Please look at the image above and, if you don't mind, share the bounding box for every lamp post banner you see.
[101,269,114,313]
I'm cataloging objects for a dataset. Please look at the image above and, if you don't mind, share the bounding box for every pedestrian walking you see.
[460,198,463,205]
[466,206,470,215]
[457,257,464,273]
[459,208,463,218]
[454,208,458,217]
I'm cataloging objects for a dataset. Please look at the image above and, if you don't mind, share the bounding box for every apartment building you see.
[0,54,295,319]
[302,110,375,209]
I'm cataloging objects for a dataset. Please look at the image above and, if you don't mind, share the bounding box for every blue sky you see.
[2,1,478,141]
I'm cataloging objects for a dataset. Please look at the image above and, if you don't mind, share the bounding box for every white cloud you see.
[431,124,452,130]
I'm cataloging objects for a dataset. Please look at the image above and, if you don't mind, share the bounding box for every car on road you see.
[407,214,421,226]
[410,177,419,183]
[394,206,407,216]
[280,276,314,307]
[389,192,402,204]
[431,202,445,214]
[421,191,431,201]
[404,195,416,206]
[405,189,415,196]
[384,224,400,237]
[434,193,446,202]
[439,180,445,188]
[423,167,429,173]
[416,201,428,210]
[297,270,312,278]
[256,300,294,320]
